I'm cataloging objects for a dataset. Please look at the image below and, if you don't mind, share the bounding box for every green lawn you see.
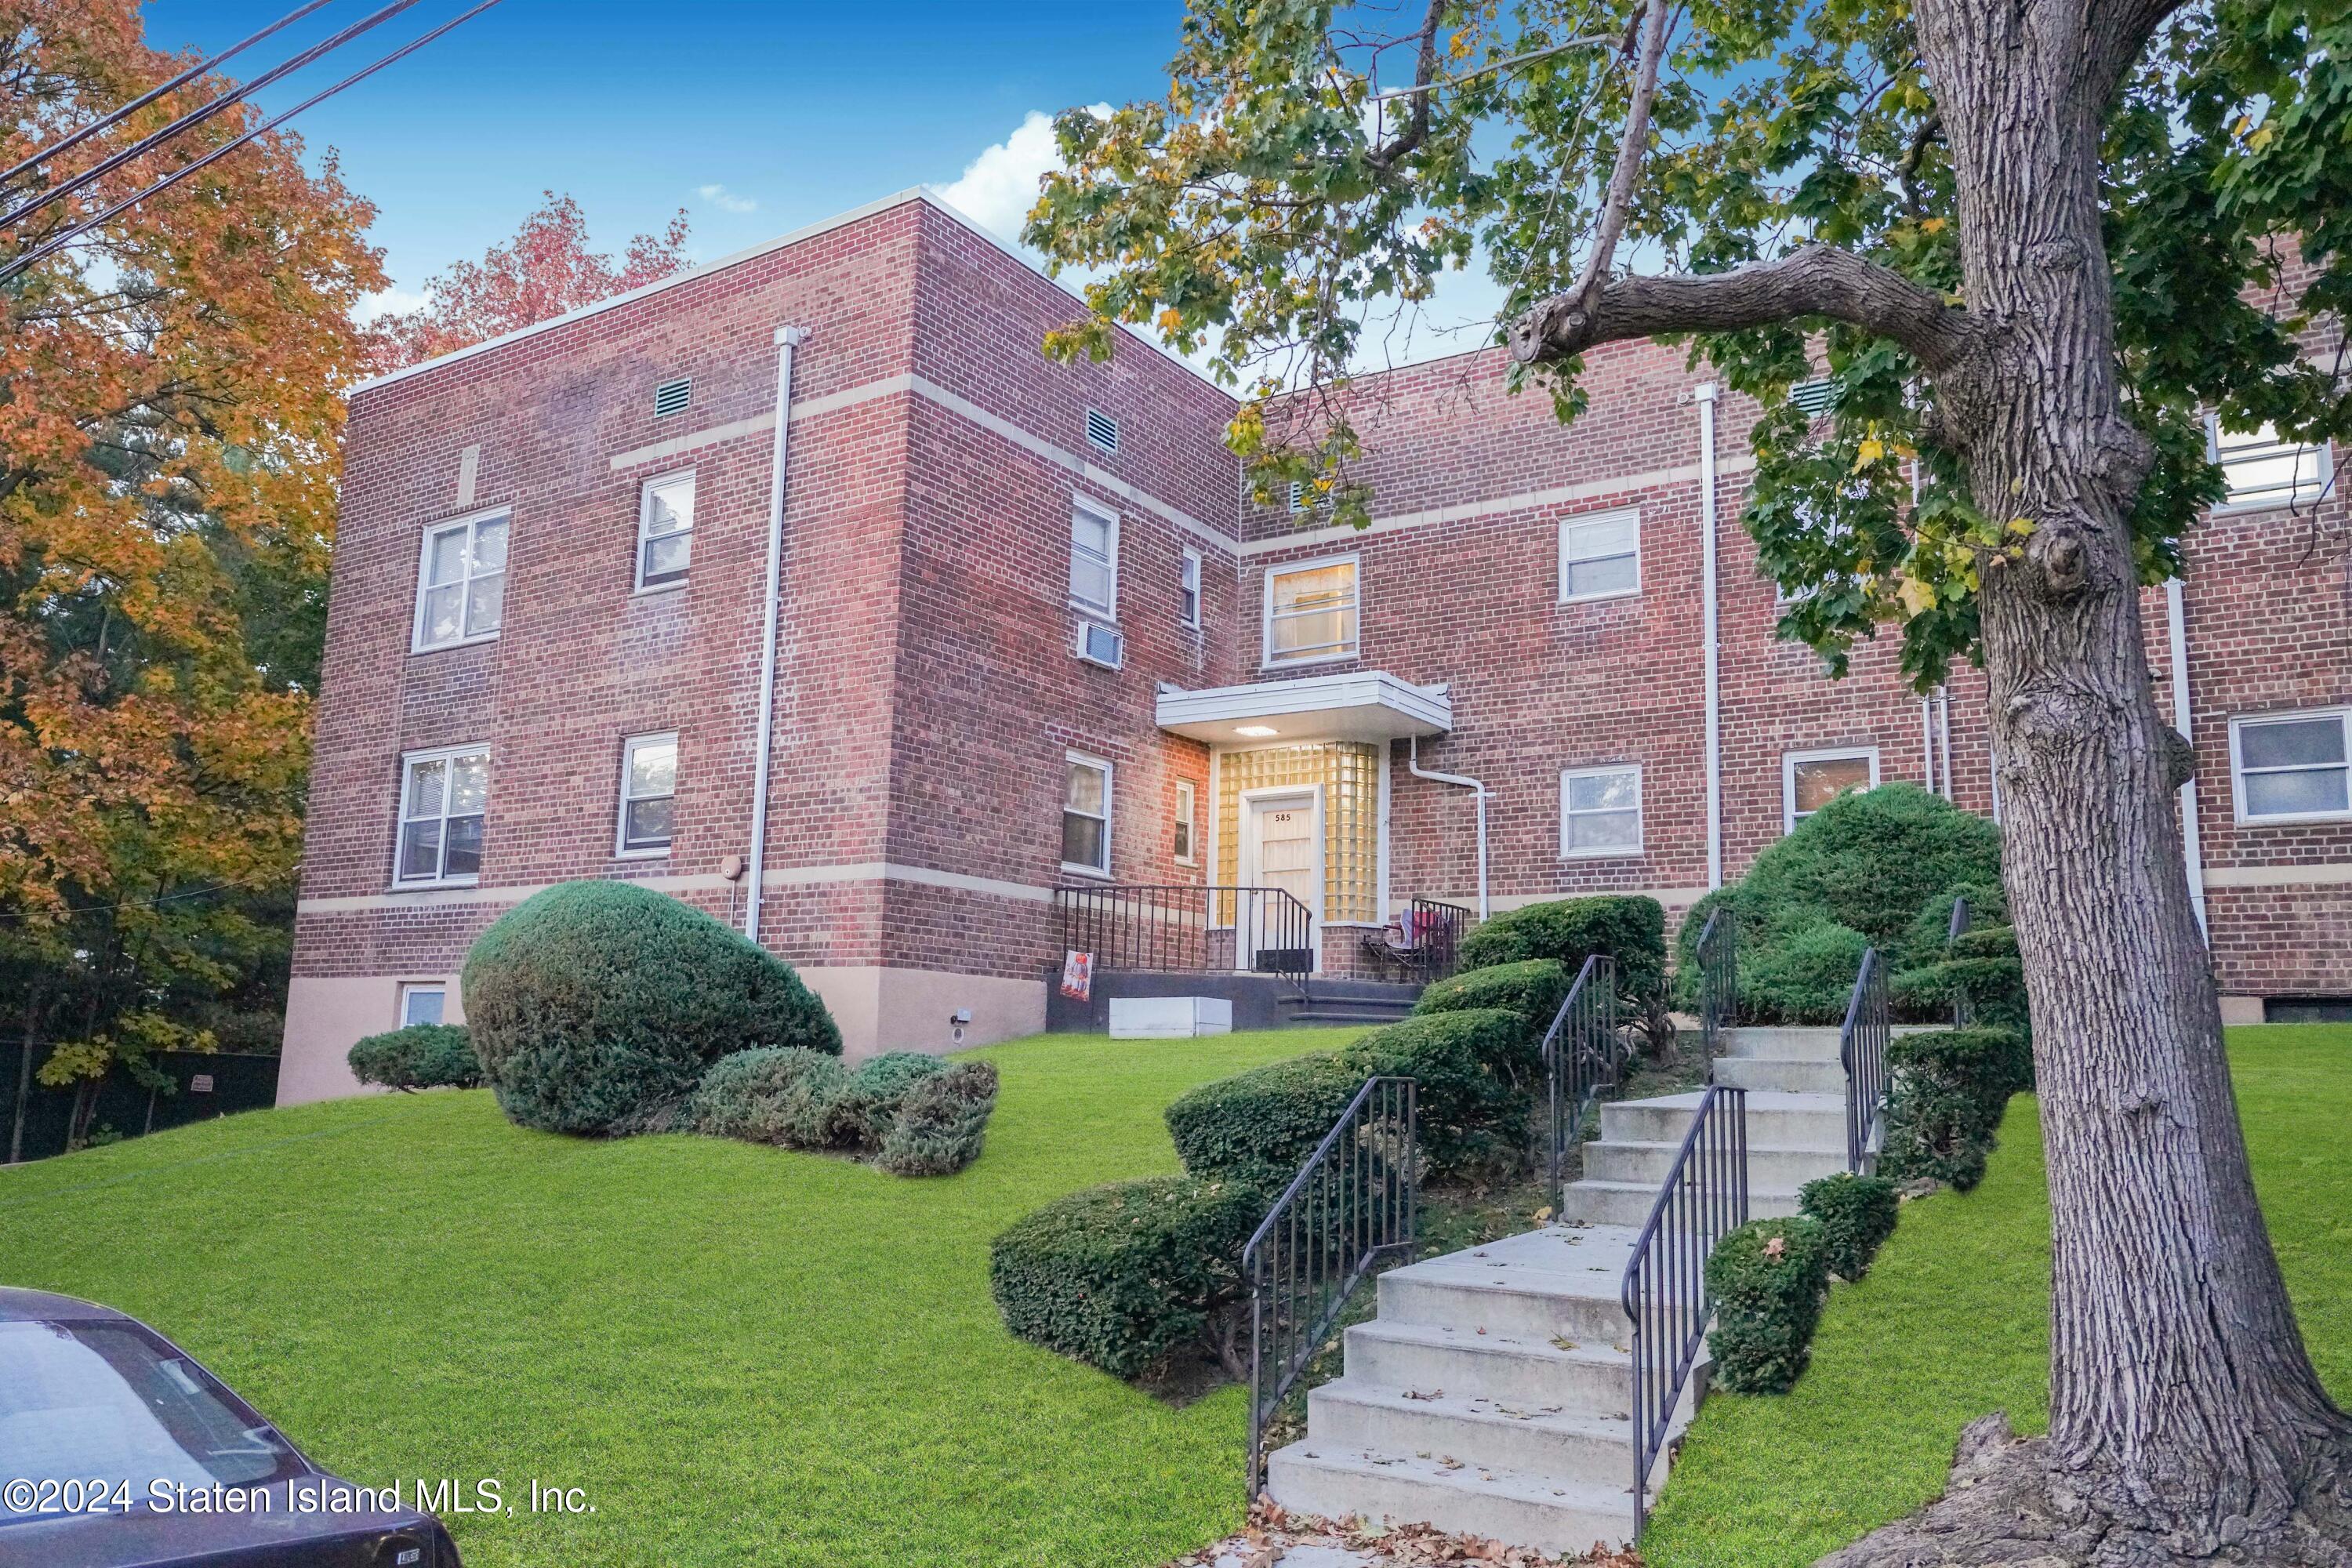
[1642,1024,2352,1567]
[0,1028,1359,1568]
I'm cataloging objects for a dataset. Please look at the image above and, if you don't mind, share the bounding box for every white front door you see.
[1242,789,1322,971]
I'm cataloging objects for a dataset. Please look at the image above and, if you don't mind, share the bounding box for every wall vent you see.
[1085,408,1120,454]
[654,377,693,418]
[1790,378,1837,416]
[1288,481,1306,513]
[1075,619,1125,670]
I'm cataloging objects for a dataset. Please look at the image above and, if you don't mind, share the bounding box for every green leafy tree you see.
[1025,1,2352,1559]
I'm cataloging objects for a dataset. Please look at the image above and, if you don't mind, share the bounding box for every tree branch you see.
[1566,0,1669,309]
[1506,241,1980,372]
[1367,0,1446,169]
[2084,0,2194,102]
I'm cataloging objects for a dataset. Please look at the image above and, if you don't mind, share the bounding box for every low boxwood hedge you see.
[1163,1052,1367,1188]
[1410,958,1568,1087]
[1457,895,1666,1018]
[1740,918,1872,1025]
[1705,1214,1832,1393]
[1798,1171,1900,1280]
[1339,1009,1526,1178]
[990,1175,1263,1377]
[1876,1025,2032,1191]
[347,1023,481,1092]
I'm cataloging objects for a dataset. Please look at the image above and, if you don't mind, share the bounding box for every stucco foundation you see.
[278,973,466,1105]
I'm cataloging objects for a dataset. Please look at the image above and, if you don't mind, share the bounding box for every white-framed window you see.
[1062,752,1113,877]
[1174,779,1198,865]
[395,744,489,887]
[1263,554,1359,667]
[411,508,509,652]
[1069,497,1119,617]
[1559,508,1641,603]
[1783,747,1878,833]
[2209,418,2332,514]
[616,732,679,855]
[2230,708,2351,824]
[1561,764,1643,858]
[398,982,447,1029]
[635,470,695,591]
[1180,547,1203,629]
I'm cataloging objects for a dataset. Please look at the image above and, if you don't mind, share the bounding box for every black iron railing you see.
[1841,946,1891,1171]
[1694,906,1737,1074]
[1621,1083,1749,1537]
[1243,1075,1418,1498]
[1406,898,1472,984]
[1947,894,1973,1028]
[1543,954,1625,1208]
[1054,883,1317,991]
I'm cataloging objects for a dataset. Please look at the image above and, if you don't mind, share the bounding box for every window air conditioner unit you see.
[1075,620,1124,670]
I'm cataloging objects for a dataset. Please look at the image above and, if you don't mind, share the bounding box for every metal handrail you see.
[1406,898,1472,984]
[1053,883,1319,993]
[1243,1074,1418,1498]
[1694,907,1737,1076]
[1620,1082,1749,1537]
[1543,954,1625,1209]
[1947,895,1973,1028]
[1840,946,1891,1171]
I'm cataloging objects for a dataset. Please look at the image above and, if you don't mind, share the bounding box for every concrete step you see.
[1712,1054,1849,1094]
[1716,1025,1844,1062]
[1582,1138,1849,1192]
[1342,1318,1633,1408]
[1265,1444,1637,1555]
[1305,1380,1638,1479]
[1556,1178,1803,1228]
[1290,1008,1417,1026]
[1376,1226,1640,1344]
[1600,1091,1848,1152]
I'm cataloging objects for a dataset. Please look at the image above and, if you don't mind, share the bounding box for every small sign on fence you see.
[189,1074,214,1094]
[1058,950,1094,1001]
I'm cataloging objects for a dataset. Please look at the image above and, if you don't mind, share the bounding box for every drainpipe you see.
[1936,686,1954,801]
[1695,383,1723,889]
[1409,735,1488,920]
[744,325,808,946]
[2165,576,2209,939]
[1920,698,1936,795]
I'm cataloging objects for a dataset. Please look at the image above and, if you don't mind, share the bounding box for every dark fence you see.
[1693,907,1737,1070]
[1243,1075,1417,1497]
[1841,946,1891,1171]
[1053,883,1317,992]
[1621,1082,1749,1537]
[5,1047,281,1164]
[1543,954,1626,1207]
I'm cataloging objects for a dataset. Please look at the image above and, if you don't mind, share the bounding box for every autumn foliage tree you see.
[0,1,383,1149]
[1027,0,2352,1561]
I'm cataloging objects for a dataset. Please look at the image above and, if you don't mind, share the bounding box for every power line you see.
[0,0,510,289]
[0,0,342,191]
[0,883,252,924]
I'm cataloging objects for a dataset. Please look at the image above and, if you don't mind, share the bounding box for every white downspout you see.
[2165,576,2209,938]
[1936,686,1954,800]
[1696,383,1723,889]
[1920,699,1936,795]
[1409,735,1488,920]
[744,325,808,945]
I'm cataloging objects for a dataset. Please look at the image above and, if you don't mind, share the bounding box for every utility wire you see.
[0,0,510,289]
[0,0,342,191]
[0,0,423,239]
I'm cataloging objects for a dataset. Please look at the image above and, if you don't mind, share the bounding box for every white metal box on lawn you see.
[1108,996,1234,1038]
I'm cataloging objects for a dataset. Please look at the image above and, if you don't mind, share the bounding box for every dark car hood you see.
[0,1476,441,1568]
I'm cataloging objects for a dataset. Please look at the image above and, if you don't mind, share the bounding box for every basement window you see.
[398,982,446,1029]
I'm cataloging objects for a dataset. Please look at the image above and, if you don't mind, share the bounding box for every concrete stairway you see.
[1263,1025,1855,1553]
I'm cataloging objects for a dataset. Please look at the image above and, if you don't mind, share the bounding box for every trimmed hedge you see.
[1798,1172,1900,1281]
[990,1175,1263,1377]
[689,1047,997,1176]
[1458,895,1666,1011]
[1877,1025,2033,1191]
[1163,1052,1366,1187]
[1409,960,1566,1084]
[1740,919,1874,1025]
[876,1061,1000,1177]
[1340,1010,1526,1178]
[347,1024,481,1092]
[463,880,840,1134]
[1705,1215,1832,1393]
[690,1047,854,1147]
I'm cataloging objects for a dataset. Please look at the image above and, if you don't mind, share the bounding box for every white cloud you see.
[355,285,427,324]
[697,183,759,215]
[930,107,1107,245]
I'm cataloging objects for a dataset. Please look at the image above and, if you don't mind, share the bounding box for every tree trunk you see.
[1826,2,2352,1560]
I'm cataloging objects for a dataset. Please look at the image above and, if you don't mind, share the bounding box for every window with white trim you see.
[636,470,695,590]
[1069,499,1118,617]
[2209,419,2331,513]
[617,733,679,855]
[412,510,508,651]
[398,982,447,1029]
[1180,547,1203,628]
[395,744,488,887]
[1784,747,1878,832]
[1561,764,1642,858]
[2230,709,2350,823]
[1174,779,1197,865]
[1062,753,1113,876]
[1559,510,1640,602]
[1264,555,1359,666]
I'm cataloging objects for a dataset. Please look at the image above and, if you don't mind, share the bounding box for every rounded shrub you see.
[1411,958,1569,1085]
[876,1060,1000,1178]
[690,1047,854,1146]
[1458,896,1666,1009]
[1340,1008,1528,1176]
[1876,1025,2032,1190]
[1705,1214,1832,1393]
[990,1175,1263,1377]
[1164,1053,1365,1186]
[833,1051,951,1147]
[463,880,840,1134]
[1741,919,1872,1024]
[347,1024,481,1091]
[1798,1172,1900,1280]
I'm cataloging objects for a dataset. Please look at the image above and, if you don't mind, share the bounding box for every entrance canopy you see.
[1154,671,1452,746]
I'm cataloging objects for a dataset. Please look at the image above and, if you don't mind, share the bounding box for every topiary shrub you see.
[1897,883,2010,971]
[876,1060,1000,1177]
[1741,919,1873,1024]
[347,1024,481,1091]
[1163,1053,1366,1187]
[1339,1009,1527,1178]
[1876,1026,2033,1191]
[1894,922,2030,1033]
[1410,958,1569,1086]
[1798,1172,1900,1280]
[1457,897,1669,1048]
[462,880,840,1134]
[990,1175,1263,1378]
[1705,1215,1832,1393]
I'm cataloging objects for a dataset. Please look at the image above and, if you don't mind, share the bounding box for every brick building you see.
[277,189,2349,1102]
